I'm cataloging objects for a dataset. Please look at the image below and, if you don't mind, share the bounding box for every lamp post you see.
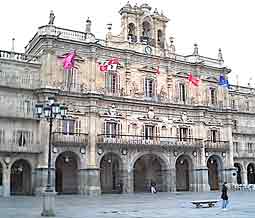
[35,97,67,217]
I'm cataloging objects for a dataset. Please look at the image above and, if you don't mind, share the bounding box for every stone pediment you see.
[173,112,193,124]
[138,65,158,73]
[99,104,123,118]
[58,52,85,62]
[203,116,223,126]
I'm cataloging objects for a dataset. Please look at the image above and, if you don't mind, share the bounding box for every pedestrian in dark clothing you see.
[221,182,229,210]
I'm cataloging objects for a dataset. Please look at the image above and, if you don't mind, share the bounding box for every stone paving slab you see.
[0,192,254,218]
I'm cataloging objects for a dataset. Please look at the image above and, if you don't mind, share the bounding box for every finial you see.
[236,74,239,87]
[48,10,55,25]
[218,48,224,63]
[248,77,252,88]
[193,43,199,55]
[169,37,175,54]
[161,10,164,16]
[11,38,15,52]
[154,8,159,15]
[107,23,112,31]
[85,17,92,33]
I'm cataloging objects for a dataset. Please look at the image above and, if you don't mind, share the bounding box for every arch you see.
[157,29,164,48]
[100,152,123,194]
[207,155,223,190]
[234,162,243,184]
[142,20,152,39]
[55,151,80,194]
[175,154,193,191]
[247,163,255,184]
[10,159,32,195]
[133,153,168,192]
[128,23,136,42]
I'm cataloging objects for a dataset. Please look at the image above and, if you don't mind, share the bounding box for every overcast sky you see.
[1,0,254,85]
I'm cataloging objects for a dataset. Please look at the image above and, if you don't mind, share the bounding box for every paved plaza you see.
[0,192,254,218]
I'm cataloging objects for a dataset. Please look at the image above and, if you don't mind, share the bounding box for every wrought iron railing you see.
[233,149,255,158]
[52,132,88,146]
[0,143,42,153]
[97,134,203,148]
[204,140,229,150]
[0,50,40,63]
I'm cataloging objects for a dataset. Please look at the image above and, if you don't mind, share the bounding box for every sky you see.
[0,0,254,85]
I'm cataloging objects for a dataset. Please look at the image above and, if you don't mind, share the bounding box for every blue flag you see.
[219,75,230,88]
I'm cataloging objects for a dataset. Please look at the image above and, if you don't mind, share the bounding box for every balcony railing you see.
[52,132,88,146]
[205,140,229,151]
[233,126,255,135]
[97,134,203,150]
[0,50,40,63]
[234,149,255,158]
[0,143,42,153]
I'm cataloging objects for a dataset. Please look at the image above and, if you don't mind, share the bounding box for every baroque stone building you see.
[0,3,254,196]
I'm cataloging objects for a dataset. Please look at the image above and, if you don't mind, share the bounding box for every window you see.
[24,100,31,114]
[104,122,121,138]
[105,73,119,94]
[231,99,235,109]
[63,120,75,135]
[128,23,137,42]
[179,83,186,103]
[157,30,164,48]
[0,129,5,144]
[211,130,218,142]
[144,125,154,140]
[210,88,216,105]
[64,68,79,90]
[248,143,253,153]
[144,78,154,98]
[179,127,188,141]
[233,120,237,130]
[13,130,33,146]
[233,142,239,153]
[246,101,250,111]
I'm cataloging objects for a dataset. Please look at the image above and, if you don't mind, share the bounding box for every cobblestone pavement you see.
[0,191,254,218]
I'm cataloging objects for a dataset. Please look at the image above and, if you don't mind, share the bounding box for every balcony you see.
[97,134,203,151]
[205,140,229,151]
[52,132,88,147]
[0,143,42,153]
[232,126,255,135]
[234,149,255,159]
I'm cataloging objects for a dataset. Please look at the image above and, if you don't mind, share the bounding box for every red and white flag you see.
[155,66,160,75]
[98,57,120,72]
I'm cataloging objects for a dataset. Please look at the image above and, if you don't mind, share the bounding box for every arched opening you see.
[157,29,164,48]
[176,155,192,191]
[142,21,152,40]
[10,159,32,195]
[133,154,165,192]
[128,23,136,42]
[234,163,242,184]
[55,151,79,194]
[247,163,255,184]
[100,152,123,194]
[207,155,223,190]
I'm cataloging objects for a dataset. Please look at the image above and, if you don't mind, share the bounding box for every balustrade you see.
[52,132,88,146]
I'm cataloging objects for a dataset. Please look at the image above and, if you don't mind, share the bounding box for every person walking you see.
[221,182,229,210]
[150,181,157,194]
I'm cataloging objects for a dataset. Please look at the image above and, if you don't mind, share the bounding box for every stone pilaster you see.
[81,168,101,196]
[3,167,10,197]
[192,168,210,192]
[242,169,248,185]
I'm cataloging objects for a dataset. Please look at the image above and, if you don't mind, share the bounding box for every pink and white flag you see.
[63,51,76,70]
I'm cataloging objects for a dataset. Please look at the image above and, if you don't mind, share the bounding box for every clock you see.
[145,46,152,55]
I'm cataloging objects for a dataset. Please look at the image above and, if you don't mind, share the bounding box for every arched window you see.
[128,23,136,42]
[157,30,164,48]
[142,21,152,40]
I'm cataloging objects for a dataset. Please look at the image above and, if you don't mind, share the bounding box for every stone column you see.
[84,99,101,196]
[126,168,134,193]
[242,169,248,185]
[88,55,97,93]
[168,167,176,192]
[3,166,10,197]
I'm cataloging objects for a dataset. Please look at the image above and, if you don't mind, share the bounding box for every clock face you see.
[145,46,152,55]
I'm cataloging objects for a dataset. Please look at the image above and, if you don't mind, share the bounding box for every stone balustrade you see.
[0,50,39,63]
[0,143,42,153]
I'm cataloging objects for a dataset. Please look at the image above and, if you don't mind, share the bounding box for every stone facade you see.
[0,3,254,196]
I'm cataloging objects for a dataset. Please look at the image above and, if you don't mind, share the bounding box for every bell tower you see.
[119,2,169,49]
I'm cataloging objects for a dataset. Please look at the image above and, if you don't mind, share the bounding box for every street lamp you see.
[35,97,67,217]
